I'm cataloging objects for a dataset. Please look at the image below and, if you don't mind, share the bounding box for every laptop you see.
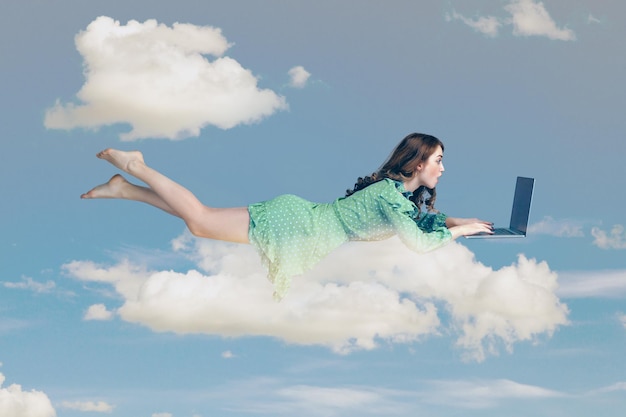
[466,176,535,239]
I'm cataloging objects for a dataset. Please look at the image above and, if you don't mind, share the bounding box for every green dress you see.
[248,178,452,300]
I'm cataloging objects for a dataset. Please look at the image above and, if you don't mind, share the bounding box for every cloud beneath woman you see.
[44,17,288,140]
[63,233,568,361]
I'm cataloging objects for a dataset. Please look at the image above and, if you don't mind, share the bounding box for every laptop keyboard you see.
[493,228,517,235]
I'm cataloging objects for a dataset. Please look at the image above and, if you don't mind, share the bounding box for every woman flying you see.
[82,133,493,299]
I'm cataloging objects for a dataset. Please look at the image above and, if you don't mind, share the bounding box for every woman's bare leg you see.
[83,149,250,244]
[82,174,179,217]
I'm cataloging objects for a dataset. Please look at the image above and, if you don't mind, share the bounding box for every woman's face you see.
[416,145,444,188]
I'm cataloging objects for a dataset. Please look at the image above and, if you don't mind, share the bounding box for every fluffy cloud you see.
[447,0,575,40]
[618,313,626,330]
[64,231,568,361]
[288,66,311,88]
[0,373,56,417]
[505,0,575,40]
[60,401,114,413]
[84,304,114,321]
[44,16,287,140]
[591,224,626,249]
[528,216,585,237]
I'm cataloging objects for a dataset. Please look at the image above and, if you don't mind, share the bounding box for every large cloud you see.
[0,373,56,417]
[64,232,568,361]
[44,16,287,140]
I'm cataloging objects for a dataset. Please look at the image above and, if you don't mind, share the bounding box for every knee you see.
[186,220,211,238]
[183,206,214,238]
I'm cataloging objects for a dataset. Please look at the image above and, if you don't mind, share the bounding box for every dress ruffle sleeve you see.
[416,212,448,232]
[378,180,452,253]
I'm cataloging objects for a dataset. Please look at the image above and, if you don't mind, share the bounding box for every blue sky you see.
[1,1,625,416]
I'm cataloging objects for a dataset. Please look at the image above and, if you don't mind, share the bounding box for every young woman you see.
[82,133,493,299]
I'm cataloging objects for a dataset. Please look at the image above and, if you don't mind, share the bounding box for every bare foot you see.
[81,174,130,199]
[96,148,145,174]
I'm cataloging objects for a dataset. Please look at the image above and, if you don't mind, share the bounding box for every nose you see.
[441,163,445,172]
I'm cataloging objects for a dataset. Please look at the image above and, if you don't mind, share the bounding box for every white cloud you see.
[0,373,56,417]
[556,270,626,298]
[64,231,568,361]
[60,400,114,413]
[212,377,567,414]
[3,276,56,293]
[221,350,236,359]
[588,14,601,24]
[277,385,384,412]
[44,16,287,141]
[420,378,566,408]
[84,304,114,321]
[288,66,311,88]
[152,413,172,417]
[447,0,575,41]
[0,318,31,334]
[587,381,626,396]
[505,0,575,40]
[591,224,626,249]
[212,377,409,416]
[446,10,502,37]
[528,216,585,237]
[618,313,626,329]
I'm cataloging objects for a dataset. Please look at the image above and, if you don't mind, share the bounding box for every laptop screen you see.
[509,177,535,234]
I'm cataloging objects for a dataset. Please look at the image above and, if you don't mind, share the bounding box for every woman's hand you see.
[446,217,494,239]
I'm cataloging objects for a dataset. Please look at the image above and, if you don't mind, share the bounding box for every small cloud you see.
[528,216,585,237]
[44,16,287,141]
[591,224,626,249]
[222,350,236,359]
[0,373,56,417]
[278,385,383,411]
[587,14,601,24]
[84,304,114,321]
[505,0,576,40]
[618,313,626,330]
[288,66,311,88]
[446,10,502,37]
[2,276,56,293]
[557,269,626,299]
[421,378,566,408]
[152,413,173,417]
[446,0,575,41]
[587,381,626,396]
[61,400,114,413]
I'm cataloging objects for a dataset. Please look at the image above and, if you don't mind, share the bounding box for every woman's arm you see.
[446,217,494,238]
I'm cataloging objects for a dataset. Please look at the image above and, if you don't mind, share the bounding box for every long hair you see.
[346,133,444,214]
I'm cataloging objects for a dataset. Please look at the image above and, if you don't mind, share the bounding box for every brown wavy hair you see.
[346,133,444,214]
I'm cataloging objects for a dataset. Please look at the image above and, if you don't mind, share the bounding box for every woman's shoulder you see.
[358,178,408,203]
[366,177,396,191]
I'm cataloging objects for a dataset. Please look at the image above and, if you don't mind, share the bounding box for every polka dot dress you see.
[248,178,452,300]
